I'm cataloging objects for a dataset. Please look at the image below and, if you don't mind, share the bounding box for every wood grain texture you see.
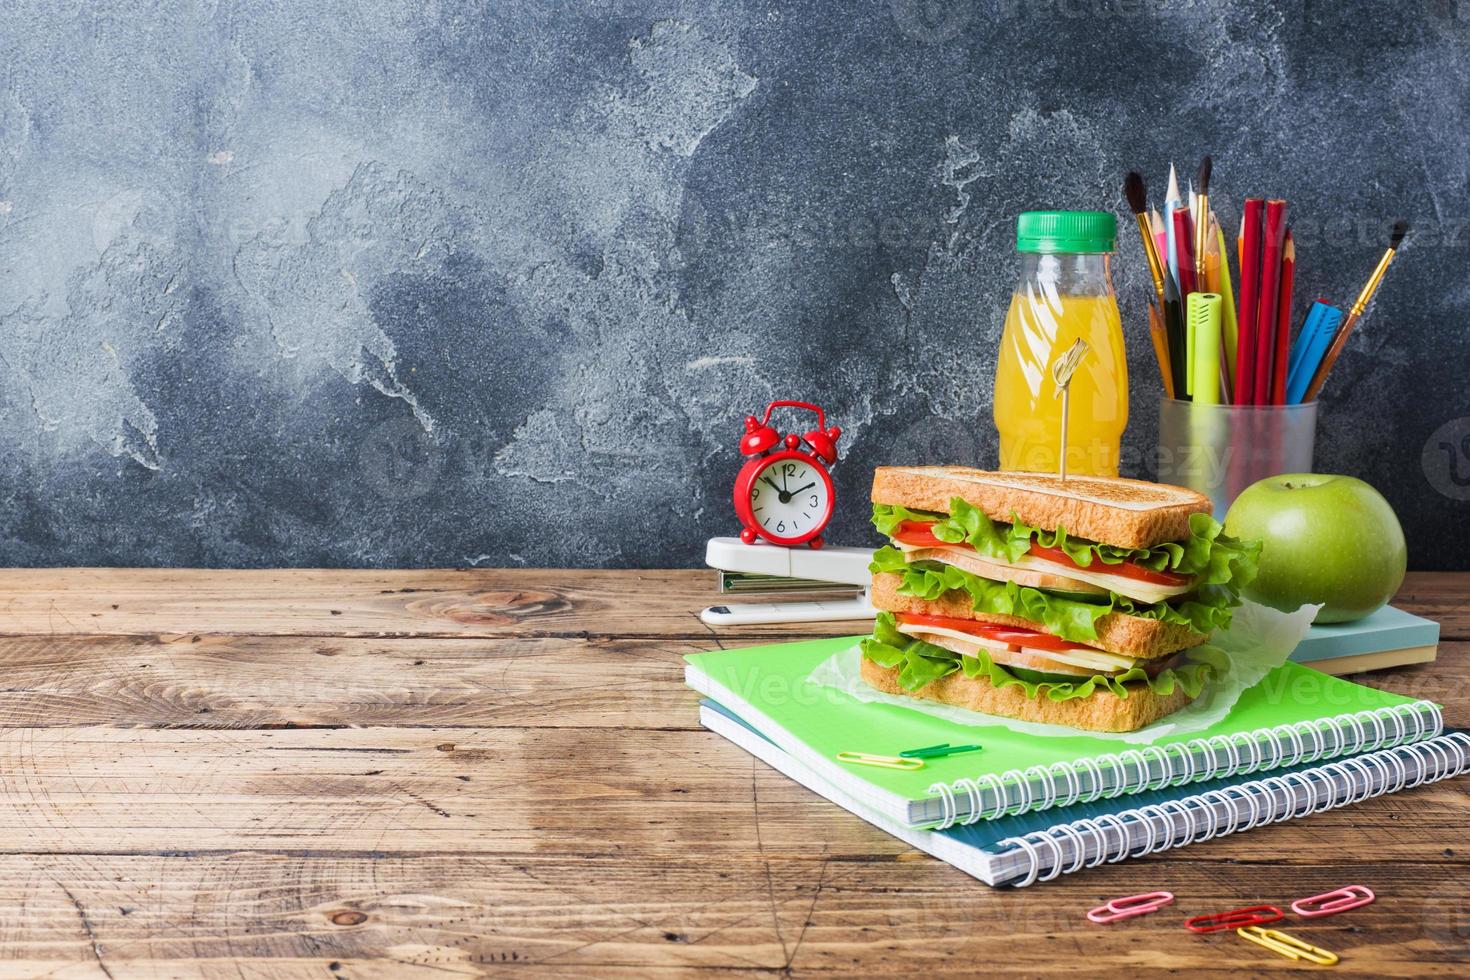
[0,632,1462,731]
[0,569,1462,976]
[0,568,1460,640]
[0,633,708,730]
[0,853,1467,977]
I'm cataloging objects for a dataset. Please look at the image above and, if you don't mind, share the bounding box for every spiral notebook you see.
[701,699,1470,887]
[684,636,1442,828]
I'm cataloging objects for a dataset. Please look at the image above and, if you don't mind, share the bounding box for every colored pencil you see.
[1171,206,1197,296]
[1164,164,1182,286]
[1152,211,1169,286]
[1200,214,1219,293]
[1271,231,1295,405]
[1252,200,1287,406]
[1163,265,1188,400]
[1214,217,1238,399]
[1148,300,1174,398]
[1235,199,1264,404]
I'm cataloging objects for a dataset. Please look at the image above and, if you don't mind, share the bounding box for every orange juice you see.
[993,212,1128,476]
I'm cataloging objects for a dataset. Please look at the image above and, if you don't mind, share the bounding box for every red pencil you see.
[1171,207,1197,296]
[1235,199,1264,404]
[1253,200,1288,406]
[1271,231,1295,405]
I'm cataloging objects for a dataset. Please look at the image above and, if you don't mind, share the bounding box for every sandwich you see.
[859,467,1261,733]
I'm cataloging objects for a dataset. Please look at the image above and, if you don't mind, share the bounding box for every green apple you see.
[1224,474,1406,624]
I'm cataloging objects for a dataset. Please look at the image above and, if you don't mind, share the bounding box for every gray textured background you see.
[0,0,1467,569]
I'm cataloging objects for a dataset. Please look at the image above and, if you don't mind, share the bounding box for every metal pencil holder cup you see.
[1156,398,1318,519]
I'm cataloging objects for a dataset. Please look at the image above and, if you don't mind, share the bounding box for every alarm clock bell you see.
[732,401,841,549]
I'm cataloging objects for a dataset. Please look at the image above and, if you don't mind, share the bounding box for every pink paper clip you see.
[1087,891,1175,924]
[1291,885,1375,918]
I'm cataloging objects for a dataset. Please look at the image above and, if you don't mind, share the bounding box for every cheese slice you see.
[895,622,1013,655]
[895,540,1192,605]
[895,623,1143,676]
[898,544,1108,596]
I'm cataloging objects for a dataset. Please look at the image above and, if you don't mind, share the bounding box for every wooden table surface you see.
[0,568,1465,977]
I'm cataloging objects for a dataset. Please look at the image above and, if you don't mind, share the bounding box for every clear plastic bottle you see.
[993,211,1129,476]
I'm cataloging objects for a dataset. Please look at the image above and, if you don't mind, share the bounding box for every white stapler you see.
[699,537,876,626]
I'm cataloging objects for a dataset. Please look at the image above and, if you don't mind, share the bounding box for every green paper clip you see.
[899,743,983,760]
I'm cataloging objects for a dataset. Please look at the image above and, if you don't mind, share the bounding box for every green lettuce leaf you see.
[870,503,946,537]
[869,544,1248,642]
[871,500,1261,581]
[860,612,1226,703]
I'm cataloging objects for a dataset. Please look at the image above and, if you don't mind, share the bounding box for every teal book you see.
[700,698,1470,887]
[1290,605,1439,674]
[684,636,1442,829]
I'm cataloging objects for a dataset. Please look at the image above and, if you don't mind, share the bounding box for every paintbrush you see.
[1125,171,1167,306]
[1193,155,1212,288]
[1303,219,1409,401]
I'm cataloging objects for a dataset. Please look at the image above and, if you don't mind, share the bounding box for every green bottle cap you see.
[1016,210,1117,254]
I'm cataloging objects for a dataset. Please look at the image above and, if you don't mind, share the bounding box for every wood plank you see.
[0,568,1460,640]
[0,633,709,730]
[0,726,1464,862]
[0,633,1465,732]
[0,850,1464,974]
[1388,572,1470,639]
[0,567,777,639]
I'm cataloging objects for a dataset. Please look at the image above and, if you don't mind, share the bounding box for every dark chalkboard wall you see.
[0,1,1466,568]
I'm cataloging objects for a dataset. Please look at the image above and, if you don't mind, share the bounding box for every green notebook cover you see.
[684,636,1438,827]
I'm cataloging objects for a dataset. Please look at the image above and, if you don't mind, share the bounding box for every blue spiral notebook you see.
[701,699,1470,887]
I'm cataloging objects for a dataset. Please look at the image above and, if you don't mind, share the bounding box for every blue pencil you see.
[1164,164,1182,286]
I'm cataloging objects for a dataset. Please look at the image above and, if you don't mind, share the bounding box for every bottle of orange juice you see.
[993,211,1128,476]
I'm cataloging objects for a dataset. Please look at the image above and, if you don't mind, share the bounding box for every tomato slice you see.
[894,612,1090,653]
[888,520,1193,588]
[1025,543,1193,587]
[890,520,946,548]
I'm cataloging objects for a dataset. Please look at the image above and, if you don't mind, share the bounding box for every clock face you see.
[749,455,832,542]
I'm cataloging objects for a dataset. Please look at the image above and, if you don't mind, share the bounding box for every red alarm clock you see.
[733,401,841,549]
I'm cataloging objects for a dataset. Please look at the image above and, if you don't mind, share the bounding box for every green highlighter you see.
[1187,292,1223,405]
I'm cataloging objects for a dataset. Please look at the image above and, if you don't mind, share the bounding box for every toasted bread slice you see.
[871,466,1210,550]
[871,571,1206,660]
[860,656,1194,733]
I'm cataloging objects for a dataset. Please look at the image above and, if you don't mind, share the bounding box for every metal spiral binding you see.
[995,731,1470,888]
[926,700,1442,830]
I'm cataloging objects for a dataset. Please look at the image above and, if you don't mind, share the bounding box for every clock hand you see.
[763,474,792,503]
[761,476,783,493]
[790,482,816,495]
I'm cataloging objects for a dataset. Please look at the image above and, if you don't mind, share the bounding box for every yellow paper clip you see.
[1236,926,1339,966]
[835,751,924,771]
